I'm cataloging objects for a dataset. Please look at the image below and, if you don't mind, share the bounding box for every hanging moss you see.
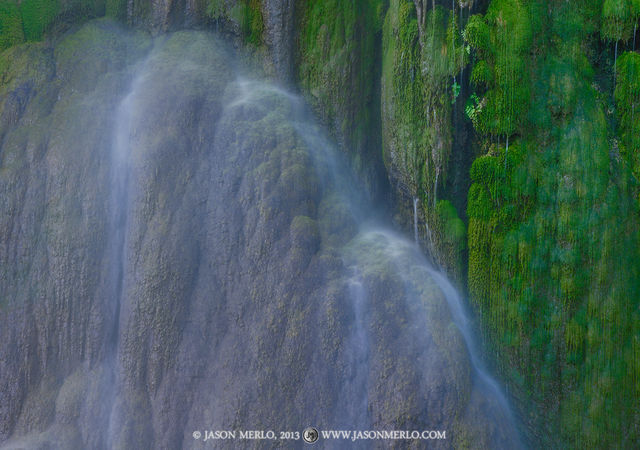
[433,199,466,275]
[466,2,640,447]
[615,51,640,181]
[601,0,637,42]
[17,0,107,42]
[381,0,468,268]
[464,0,532,138]
[206,0,226,20]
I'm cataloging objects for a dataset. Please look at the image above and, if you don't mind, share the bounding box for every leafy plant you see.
[465,92,482,126]
[451,81,461,103]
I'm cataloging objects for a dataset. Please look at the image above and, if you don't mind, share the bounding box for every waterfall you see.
[0,27,524,448]
[109,89,134,334]
[424,214,435,256]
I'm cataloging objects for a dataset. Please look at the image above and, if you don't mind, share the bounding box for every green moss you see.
[433,200,466,276]
[206,0,226,20]
[0,1,24,51]
[615,51,640,182]
[381,0,469,270]
[12,0,107,43]
[601,0,638,42]
[297,0,384,186]
[466,3,640,447]
[229,0,263,45]
[464,0,532,137]
[20,0,59,41]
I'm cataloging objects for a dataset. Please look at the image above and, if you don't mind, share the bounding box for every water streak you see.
[334,276,370,431]
[104,66,147,448]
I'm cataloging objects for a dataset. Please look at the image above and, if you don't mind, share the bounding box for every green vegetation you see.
[464,0,531,138]
[2,1,640,447]
[229,0,264,45]
[0,1,24,51]
[615,51,640,183]
[464,1,640,447]
[381,0,467,276]
[601,0,640,43]
[0,0,108,47]
[105,0,127,21]
[297,0,385,188]
[20,0,60,41]
[434,200,466,276]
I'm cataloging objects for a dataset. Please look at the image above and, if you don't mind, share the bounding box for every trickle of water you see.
[105,64,147,448]
[334,276,370,431]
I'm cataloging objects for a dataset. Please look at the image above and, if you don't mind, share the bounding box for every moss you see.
[54,19,150,93]
[601,0,638,42]
[381,0,469,270]
[0,41,55,93]
[0,1,24,51]
[206,0,226,20]
[433,199,466,276]
[464,0,532,137]
[465,3,640,447]
[229,0,263,45]
[12,0,107,43]
[615,51,640,183]
[20,0,60,41]
[297,0,384,189]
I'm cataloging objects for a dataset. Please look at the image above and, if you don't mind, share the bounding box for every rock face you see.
[261,0,294,82]
[0,20,520,449]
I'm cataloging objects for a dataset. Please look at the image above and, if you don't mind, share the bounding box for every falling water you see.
[98,60,522,449]
[233,78,522,443]
[349,229,522,447]
[0,30,525,447]
[104,64,146,447]
[425,265,516,419]
[334,276,370,433]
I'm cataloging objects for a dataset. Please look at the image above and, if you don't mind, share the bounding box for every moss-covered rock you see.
[0,1,24,51]
[296,0,387,195]
[381,0,468,278]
